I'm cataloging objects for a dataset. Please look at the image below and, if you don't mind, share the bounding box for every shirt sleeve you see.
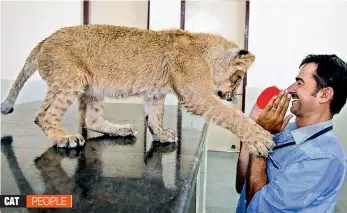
[246,156,343,213]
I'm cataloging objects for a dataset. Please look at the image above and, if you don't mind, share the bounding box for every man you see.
[236,54,347,213]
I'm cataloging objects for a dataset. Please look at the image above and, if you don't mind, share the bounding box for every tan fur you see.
[1,25,274,156]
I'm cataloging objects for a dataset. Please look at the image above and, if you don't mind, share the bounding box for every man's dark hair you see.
[300,54,347,115]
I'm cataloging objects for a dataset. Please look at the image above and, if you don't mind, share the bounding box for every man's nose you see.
[286,83,297,93]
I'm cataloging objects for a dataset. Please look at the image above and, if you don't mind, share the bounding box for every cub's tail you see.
[1,41,44,115]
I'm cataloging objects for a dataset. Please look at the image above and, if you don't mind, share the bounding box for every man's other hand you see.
[249,104,262,121]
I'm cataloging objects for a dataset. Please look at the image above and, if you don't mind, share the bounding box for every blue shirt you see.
[236,119,346,213]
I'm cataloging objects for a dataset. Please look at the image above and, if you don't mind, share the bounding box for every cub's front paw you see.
[56,134,85,148]
[245,126,274,157]
[153,128,178,143]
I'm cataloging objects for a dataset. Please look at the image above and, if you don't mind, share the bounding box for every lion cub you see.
[1,25,274,156]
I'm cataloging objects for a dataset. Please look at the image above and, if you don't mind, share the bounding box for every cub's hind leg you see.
[35,86,85,148]
[144,96,177,143]
[78,93,137,137]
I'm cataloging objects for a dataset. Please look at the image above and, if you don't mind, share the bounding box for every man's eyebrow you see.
[295,77,304,83]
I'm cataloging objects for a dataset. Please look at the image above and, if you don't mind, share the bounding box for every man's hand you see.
[256,90,293,134]
[249,104,263,121]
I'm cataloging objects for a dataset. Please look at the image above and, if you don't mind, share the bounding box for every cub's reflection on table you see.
[2,135,179,213]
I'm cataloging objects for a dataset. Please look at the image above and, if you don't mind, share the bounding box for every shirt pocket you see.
[267,145,298,179]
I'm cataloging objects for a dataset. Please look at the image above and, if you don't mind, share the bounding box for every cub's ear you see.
[226,48,240,59]
[227,48,250,58]
[238,50,249,56]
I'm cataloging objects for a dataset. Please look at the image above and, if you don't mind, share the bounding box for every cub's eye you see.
[233,75,241,81]
[230,75,242,83]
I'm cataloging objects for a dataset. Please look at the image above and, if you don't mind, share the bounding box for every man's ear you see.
[319,87,334,103]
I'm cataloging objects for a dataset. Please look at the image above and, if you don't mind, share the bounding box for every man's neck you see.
[296,111,332,128]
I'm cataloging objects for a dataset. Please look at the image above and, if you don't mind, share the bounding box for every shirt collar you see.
[291,119,333,144]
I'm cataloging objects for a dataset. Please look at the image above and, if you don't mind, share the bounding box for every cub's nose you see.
[217,91,223,98]
[238,50,249,56]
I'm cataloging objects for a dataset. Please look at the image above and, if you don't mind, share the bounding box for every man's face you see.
[286,63,321,117]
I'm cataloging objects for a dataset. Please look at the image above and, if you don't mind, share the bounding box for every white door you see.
[89,1,149,105]
[184,0,247,152]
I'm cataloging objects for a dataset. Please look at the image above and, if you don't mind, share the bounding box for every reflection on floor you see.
[205,151,347,213]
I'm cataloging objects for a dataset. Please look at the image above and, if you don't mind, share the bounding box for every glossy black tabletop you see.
[1,101,208,213]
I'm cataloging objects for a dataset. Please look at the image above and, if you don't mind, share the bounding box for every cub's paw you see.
[34,146,82,169]
[56,134,85,148]
[110,124,137,137]
[245,126,274,157]
[153,128,178,143]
